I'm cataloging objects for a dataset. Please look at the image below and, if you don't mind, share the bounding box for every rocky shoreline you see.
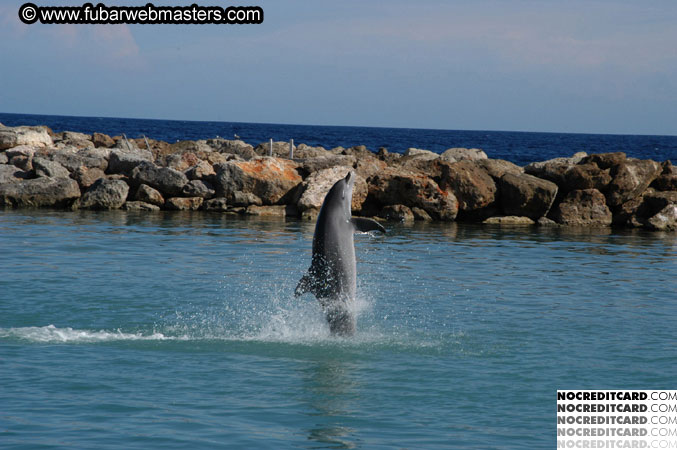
[1,124,675,231]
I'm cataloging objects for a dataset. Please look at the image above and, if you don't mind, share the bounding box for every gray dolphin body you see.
[295,172,385,336]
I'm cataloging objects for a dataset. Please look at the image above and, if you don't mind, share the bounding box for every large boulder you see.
[366,168,458,221]
[32,157,70,178]
[78,178,129,210]
[551,189,612,226]
[297,166,367,214]
[404,148,439,160]
[440,160,496,215]
[0,177,80,208]
[499,173,558,220]
[581,152,627,170]
[130,162,188,197]
[108,148,153,175]
[53,131,94,149]
[613,189,677,228]
[214,157,302,205]
[606,159,662,207]
[184,160,216,182]
[0,126,52,150]
[440,147,487,163]
[524,152,587,185]
[379,204,415,222]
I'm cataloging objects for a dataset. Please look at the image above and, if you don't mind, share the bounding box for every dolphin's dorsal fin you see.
[351,217,386,233]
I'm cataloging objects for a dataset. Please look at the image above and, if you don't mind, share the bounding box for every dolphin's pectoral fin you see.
[295,273,314,297]
[351,217,386,234]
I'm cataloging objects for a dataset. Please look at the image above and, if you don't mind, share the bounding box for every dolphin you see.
[295,171,385,336]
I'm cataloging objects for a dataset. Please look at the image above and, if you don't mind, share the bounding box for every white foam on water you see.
[0,325,179,343]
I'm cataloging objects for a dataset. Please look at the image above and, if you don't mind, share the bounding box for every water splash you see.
[0,324,177,343]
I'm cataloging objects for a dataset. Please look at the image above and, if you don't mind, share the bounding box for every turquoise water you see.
[1,211,675,449]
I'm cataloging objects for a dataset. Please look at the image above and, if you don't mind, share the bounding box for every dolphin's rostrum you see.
[295,171,385,336]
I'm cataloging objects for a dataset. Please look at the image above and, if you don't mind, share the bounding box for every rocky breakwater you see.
[0,123,675,231]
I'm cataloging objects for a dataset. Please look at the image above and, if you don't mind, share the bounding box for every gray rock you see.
[0,164,28,183]
[298,155,357,176]
[404,148,439,160]
[499,173,558,220]
[0,126,52,150]
[229,190,262,206]
[184,160,216,181]
[475,159,524,180]
[0,153,7,165]
[9,155,32,171]
[379,204,414,222]
[0,177,80,208]
[182,180,215,198]
[108,148,153,175]
[78,178,129,210]
[202,197,228,211]
[33,157,70,178]
[551,189,612,226]
[524,152,587,185]
[440,147,488,163]
[646,204,677,231]
[208,138,256,159]
[50,148,109,172]
[130,162,188,197]
[135,183,165,206]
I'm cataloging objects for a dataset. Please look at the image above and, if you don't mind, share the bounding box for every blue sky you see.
[1,0,676,135]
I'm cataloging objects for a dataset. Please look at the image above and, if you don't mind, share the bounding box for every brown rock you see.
[582,152,626,170]
[135,184,165,206]
[411,207,432,221]
[123,201,160,211]
[440,160,496,213]
[165,197,203,210]
[483,216,535,226]
[551,189,612,226]
[92,132,115,148]
[651,161,677,191]
[379,204,414,222]
[606,159,662,207]
[182,180,215,198]
[297,155,356,177]
[499,173,558,220]
[72,167,106,189]
[185,160,216,181]
[366,168,458,221]
[244,205,287,216]
[214,157,302,205]
[563,163,612,192]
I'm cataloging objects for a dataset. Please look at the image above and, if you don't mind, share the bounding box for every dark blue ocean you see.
[1,112,675,165]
